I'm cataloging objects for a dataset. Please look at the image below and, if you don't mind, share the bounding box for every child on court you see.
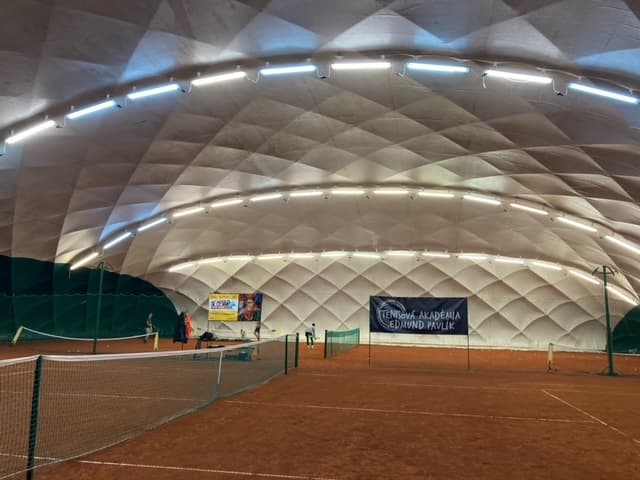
[305,323,317,348]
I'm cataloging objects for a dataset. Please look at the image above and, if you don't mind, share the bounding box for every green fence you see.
[324,328,360,359]
[0,335,299,480]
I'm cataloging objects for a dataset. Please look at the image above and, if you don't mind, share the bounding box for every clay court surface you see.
[2,342,640,479]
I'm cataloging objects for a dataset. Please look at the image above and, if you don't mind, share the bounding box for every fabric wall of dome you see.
[151,256,629,350]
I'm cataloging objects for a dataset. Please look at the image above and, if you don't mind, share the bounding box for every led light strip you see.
[73,186,640,278]
[164,249,638,305]
[4,54,637,148]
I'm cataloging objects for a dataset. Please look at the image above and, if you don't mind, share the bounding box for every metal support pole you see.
[593,265,616,376]
[92,262,105,354]
[294,332,299,368]
[284,335,289,374]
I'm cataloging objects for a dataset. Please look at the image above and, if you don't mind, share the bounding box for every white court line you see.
[370,381,527,391]
[76,460,338,479]
[542,389,638,445]
[226,400,595,424]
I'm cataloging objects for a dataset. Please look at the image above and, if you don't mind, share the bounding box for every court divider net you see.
[0,335,298,480]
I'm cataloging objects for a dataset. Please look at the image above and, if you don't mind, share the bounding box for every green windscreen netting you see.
[0,256,178,341]
[324,328,360,359]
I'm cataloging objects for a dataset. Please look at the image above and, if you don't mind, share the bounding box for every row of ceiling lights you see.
[69,186,640,271]
[164,249,636,306]
[3,58,638,147]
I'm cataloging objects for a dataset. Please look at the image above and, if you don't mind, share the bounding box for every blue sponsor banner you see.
[370,296,468,335]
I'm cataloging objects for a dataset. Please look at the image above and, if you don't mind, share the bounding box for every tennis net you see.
[547,343,640,376]
[0,335,298,480]
[11,325,159,354]
[324,328,360,359]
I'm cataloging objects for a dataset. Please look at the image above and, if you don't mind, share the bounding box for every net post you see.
[27,355,43,480]
[217,351,224,385]
[11,325,24,345]
[466,334,470,371]
[295,332,299,368]
[547,343,554,371]
[153,331,159,351]
[284,335,289,374]
[368,327,371,367]
[93,262,105,355]
[323,329,328,359]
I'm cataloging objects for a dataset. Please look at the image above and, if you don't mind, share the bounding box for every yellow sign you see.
[208,293,240,321]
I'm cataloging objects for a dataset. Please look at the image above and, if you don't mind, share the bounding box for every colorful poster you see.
[238,293,263,322]
[208,293,240,321]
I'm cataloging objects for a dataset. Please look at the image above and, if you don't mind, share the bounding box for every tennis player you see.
[305,323,317,348]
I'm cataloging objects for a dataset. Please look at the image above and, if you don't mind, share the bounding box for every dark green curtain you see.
[0,256,178,341]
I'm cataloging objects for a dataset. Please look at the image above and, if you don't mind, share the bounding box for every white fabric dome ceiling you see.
[1,0,640,347]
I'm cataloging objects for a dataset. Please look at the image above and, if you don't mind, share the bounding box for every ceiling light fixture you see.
[250,193,282,202]
[103,232,132,250]
[373,188,409,195]
[289,190,323,198]
[418,191,455,198]
[127,83,180,100]
[484,70,552,84]
[199,258,223,264]
[289,253,315,259]
[495,257,524,265]
[169,262,195,272]
[386,250,416,257]
[568,83,638,105]
[557,217,597,233]
[191,71,247,86]
[510,203,548,215]
[569,270,600,285]
[353,252,381,259]
[5,120,56,144]
[423,252,451,258]
[463,194,501,206]
[173,206,205,218]
[211,198,243,208]
[67,100,117,120]
[257,254,284,260]
[137,217,168,232]
[606,286,637,305]
[605,235,640,255]
[70,252,99,271]
[228,255,253,261]
[458,254,487,261]
[331,61,391,71]
[531,261,563,271]
[331,189,365,196]
[406,62,469,73]
[260,65,317,76]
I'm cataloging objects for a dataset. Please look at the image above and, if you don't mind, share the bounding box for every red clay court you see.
[3,342,638,480]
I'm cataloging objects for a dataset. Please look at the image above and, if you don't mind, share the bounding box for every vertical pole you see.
[284,335,289,374]
[323,329,328,359]
[466,334,471,371]
[93,262,104,355]
[217,351,224,385]
[294,332,299,368]
[27,356,43,480]
[368,328,371,367]
[603,267,615,376]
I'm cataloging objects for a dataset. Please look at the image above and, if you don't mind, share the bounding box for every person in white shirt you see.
[305,323,317,348]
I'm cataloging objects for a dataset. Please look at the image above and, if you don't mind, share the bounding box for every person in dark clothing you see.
[173,311,187,343]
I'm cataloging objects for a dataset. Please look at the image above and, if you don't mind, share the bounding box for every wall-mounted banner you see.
[370,296,468,335]
[208,293,263,322]
[208,293,239,321]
